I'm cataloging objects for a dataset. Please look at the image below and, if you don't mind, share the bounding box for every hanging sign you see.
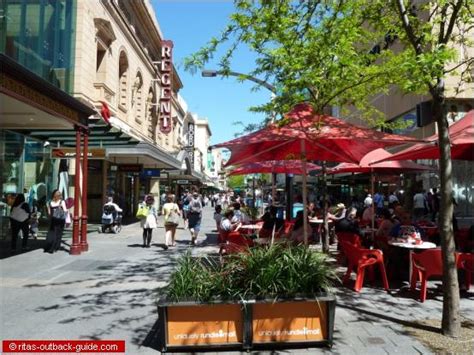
[118,164,142,173]
[185,122,195,170]
[51,147,106,159]
[159,40,174,134]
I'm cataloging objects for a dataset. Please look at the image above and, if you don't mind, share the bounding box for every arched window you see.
[118,51,129,111]
[146,87,158,140]
[131,71,143,123]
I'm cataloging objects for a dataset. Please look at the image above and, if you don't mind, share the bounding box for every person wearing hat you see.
[139,195,158,248]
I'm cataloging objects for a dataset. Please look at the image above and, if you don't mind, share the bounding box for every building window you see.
[146,87,158,141]
[118,51,129,111]
[1,0,77,93]
[131,71,143,123]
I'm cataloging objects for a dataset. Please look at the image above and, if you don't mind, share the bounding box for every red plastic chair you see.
[341,241,389,292]
[410,249,449,302]
[456,253,473,291]
[337,232,362,247]
[219,231,253,256]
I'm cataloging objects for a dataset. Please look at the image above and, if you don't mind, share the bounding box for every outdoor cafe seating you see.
[341,241,389,293]
[410,249,446,302]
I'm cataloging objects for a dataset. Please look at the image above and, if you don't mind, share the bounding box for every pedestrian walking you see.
[431,187,440,221]
[413,190,428,221]
[44,189,67,254]
[162,194,180,247]
[137,195,158,248]
[9,194,30,251]
[187,192,202,245]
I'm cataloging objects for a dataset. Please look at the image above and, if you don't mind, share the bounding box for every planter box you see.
[157,295,336,352]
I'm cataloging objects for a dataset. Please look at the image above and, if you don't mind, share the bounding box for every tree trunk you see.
[431,83,461,337]
[321,162,329,253]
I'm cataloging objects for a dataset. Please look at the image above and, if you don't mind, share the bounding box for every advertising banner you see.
[166,304,243,346]
[252,301,327,343]
[51,148,106,159]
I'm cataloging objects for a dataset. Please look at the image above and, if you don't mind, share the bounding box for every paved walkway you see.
[1,206,473,354]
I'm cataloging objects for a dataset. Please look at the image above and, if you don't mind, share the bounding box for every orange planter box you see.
[158,296,335,352]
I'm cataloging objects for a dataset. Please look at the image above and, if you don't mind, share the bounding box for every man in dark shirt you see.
[335,208,361,235]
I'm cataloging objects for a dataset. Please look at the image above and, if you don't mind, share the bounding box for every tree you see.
[186,0,407,252]
[185,0,473,336]
[227,175,245,190]
[379,0,473,338]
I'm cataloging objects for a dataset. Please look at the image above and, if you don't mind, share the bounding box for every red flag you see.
[99,101,111,125]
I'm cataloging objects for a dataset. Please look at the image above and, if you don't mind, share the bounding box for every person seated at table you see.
[289,210,312,245]
[307,202,318,218]
[214,205,223,232]
[220,209,240,232]
[259,206,285,239]
[231,202,250,224]
[390,212,424,242]
[335,207,361,236]
[361,204,374,225]
[328,203,346,222]
[376,208,394,239]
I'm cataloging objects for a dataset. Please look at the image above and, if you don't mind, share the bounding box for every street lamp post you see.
[202,69,293,219]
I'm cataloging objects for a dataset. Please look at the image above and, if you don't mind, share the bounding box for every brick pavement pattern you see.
[1,205,473,354]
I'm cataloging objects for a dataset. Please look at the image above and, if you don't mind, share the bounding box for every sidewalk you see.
[1,206,473,354]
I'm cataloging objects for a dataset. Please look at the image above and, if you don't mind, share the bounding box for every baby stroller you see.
[99,204,122,234]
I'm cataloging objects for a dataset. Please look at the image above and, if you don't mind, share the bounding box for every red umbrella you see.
[228,160,321,175]
[214,103,425,166]
[327,149,434,174]
[327,148,434,232]
[213,103,426,247]
[374,110,474,162]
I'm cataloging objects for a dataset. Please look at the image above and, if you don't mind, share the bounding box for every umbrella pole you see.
[301,140,309,246]
[272,172,276,206]
[322,162,329,253]
[371,170,375,232]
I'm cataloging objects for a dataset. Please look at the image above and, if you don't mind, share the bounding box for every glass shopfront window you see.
[0,130,56,241]
[0,0,76,93]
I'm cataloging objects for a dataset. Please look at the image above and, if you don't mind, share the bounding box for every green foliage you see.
[241,205,259,220]
[227,174,245,189]
[165,245,337,302]
[185,0,473,129]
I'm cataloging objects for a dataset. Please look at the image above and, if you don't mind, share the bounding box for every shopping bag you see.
[136,205,149,219]
[166,210,180,226]
[65,212,72,227]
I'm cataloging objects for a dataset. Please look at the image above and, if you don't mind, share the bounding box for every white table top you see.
[309,218,325,224]
[239,224,262,230]
[388,241,437,249]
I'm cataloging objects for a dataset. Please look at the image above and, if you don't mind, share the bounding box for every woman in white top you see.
[44,189,67,253]
[162,194,180,247]
[139,195,158,248]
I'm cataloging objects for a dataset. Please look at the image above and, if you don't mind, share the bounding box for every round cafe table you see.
[388,241,437,283]
[238,224,262,235]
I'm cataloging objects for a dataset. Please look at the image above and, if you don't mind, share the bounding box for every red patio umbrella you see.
[214,103,425,167]
[228,160,321,175]
[327,148,434,174]
[374,110,474,162]
[213,103,426,247]
[327,148,435,231]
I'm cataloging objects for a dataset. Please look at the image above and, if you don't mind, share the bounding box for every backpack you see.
[190,198,202,214]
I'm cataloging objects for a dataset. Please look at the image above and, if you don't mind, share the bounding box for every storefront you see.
[1,54,94,249]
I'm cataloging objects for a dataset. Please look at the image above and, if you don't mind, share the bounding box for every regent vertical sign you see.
[159,40,173,134]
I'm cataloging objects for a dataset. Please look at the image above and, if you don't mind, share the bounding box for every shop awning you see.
[107,142,182,169]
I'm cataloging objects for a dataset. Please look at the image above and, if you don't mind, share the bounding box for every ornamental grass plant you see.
[164,244,337,303]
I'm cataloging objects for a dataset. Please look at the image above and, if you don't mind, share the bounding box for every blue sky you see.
[152,0,270,144]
